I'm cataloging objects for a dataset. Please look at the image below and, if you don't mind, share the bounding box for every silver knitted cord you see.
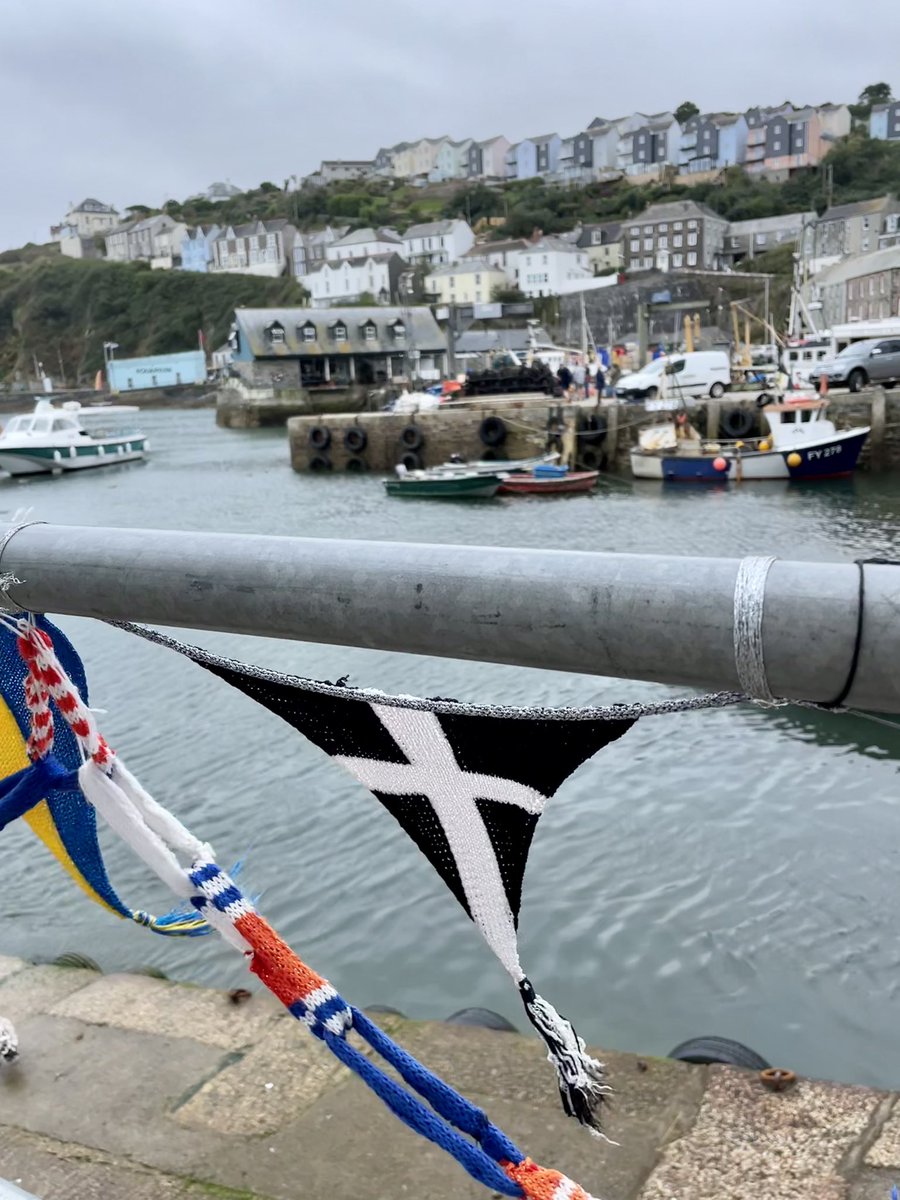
[733,555,778,704]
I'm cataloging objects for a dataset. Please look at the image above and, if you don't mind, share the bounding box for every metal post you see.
[1,524,899,713]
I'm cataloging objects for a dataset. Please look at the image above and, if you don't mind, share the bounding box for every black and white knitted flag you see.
[115,624,733,1132]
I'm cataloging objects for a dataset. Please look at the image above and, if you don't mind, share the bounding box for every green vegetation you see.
[0,257,304,384]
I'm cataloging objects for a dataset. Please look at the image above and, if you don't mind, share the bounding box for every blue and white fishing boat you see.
[630,397,869,482]
[0,399,148,476]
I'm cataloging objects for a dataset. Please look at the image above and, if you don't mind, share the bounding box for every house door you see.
[299,358,326,387]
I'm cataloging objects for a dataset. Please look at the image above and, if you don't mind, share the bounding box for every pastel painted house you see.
[465,136,510,179]
[679,113,749,174]
[871,102,900,141]
[181,224,221,272]
[760,104,851,176]
[430,138,473,181]
[424,259,509,305]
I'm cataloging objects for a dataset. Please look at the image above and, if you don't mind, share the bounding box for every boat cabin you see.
[3,411,84,438]
[764,399,836,446]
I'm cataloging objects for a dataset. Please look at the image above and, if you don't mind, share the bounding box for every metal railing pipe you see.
[0,523,896,712]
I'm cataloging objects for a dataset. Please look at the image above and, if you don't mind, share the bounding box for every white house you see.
[306,254,406,306]
[430,138,473,181]
[465,136,511,179]
[516,237,591,297]
[401,219,474,267]
[424,259,509,305]
[55,198,120,239]
[325,227,403,262]
[103,214,188,267]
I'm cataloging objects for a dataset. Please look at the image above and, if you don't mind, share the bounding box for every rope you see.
[732,556,778,704]
[6,621,599,1200]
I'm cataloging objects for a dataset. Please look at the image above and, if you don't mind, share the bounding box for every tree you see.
[860,82,893,108]
[258,181,279,193]
[490,284,527,303]
[674,101,700,125]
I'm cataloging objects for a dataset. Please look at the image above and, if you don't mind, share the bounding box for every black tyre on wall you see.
[400,451,423,471]
[344,426,367,453]
[720,408,755,438]
[479,416,507,447]
[345,457,367,473]
[308,425,331,450]
[578,413,607,445]
[668,1036,770,1070]
[401,424,424,450]
[308,454,332,472]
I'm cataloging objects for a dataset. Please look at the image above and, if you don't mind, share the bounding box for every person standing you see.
[556,361,572,395]
[572,360,586,401]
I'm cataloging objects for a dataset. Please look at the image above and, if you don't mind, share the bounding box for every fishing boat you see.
[0,399,148,476]
[630,396,869,482]
[499,464,599,495]
[384,466,502,499]
[437,452,559,476]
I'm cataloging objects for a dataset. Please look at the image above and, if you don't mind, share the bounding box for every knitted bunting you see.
[0,613,600,1200]
[116,623,640,1132]
[0,616,207,937]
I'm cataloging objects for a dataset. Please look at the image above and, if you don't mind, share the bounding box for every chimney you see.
[530,227,543,243]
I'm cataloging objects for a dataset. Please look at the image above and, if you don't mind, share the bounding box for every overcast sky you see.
[2,0,898,251]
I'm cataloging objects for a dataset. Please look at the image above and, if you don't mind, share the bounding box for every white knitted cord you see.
[733,556,778,703]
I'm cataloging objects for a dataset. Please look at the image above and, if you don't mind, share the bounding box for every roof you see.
[727,211,814,235]
[233,306,446,357]
[221,219,293,238]
[476,135,507,147]
[526,132,559,144]
[402,219,459,238]
[819,195,898,222]
[813,245,900,287]
[425,258,506,277]
[309,252,402,272]
[321,160,375,168]
[520,236,584,254]
[455,327,555,355]
[574,221,622,246]
[461,238,529,257]
[330,226,403,248]
[70,198,117,213]
[631,199,726,224]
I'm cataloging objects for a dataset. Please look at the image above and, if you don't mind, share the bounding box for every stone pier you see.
[1,956,898,1199]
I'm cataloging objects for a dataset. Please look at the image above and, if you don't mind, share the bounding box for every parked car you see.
[616,351,731,403]
[809,338,900,393]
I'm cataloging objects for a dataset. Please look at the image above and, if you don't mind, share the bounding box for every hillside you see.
[153,131,900,242]
[0,258,303,384]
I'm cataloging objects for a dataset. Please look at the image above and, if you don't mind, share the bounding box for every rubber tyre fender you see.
[345,456,367,473]
[344,426,367,453]
[668,1036,770,1070]
[579,447,602,470]
[720,408,756,438]
[579,413,607,445]
[308,454,332,472]
[401,424,424,450]
[399,450,423,471]
[479,416,507,447]
[308,425,331,451]
[446,1007,518,1033]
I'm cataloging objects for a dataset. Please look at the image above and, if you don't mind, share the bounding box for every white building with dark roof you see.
[325,227,403,263]
[401,219,474,266]
[306,253,407,306]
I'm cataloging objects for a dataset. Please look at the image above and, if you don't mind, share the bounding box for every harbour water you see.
[2,408,900,1091]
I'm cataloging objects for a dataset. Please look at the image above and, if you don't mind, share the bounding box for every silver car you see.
[810,338,900,393]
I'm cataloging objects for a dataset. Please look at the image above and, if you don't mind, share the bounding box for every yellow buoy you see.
[787,452,802,468]
[759,440,771,451]
[735,440,745,449]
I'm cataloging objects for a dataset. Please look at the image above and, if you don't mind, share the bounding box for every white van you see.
[616,351,731,405]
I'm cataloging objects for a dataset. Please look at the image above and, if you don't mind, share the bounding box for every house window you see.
[630,240,640,252]
[773,140,782,151]
[687,252,697,266]
[392,322,405,340]
[630,226,639,236]
[300,324,316,342]
[658,224,668,233]
[862,217,870,231]
[644,238,653,251]
[658,236,668,249]
[363,324,377,342]
[688,233,698,247]
[449,276,455,287]
[687,220,698,230]
[475,273,481,284]
[673,253,684,267]
[674,235,684,248]
[267,324,285,345]
[643,257,654,269]
[755,234,767,246]
[333,323,348,340]
[674,222,683,230]
[862,238,870,251]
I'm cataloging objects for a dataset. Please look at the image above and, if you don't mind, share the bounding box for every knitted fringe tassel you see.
[0,1016,18,1063]
[518,978,611,1137]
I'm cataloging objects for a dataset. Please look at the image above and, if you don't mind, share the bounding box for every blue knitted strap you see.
[0,755,79,832]
[323,1027,523,1196]
[351,1007,524,1164]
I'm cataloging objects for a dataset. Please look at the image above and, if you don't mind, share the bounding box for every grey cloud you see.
[1,0,898,249]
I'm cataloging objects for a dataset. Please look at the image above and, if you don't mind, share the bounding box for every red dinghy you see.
[499,470,599,495]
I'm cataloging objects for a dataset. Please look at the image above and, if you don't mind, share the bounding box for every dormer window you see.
[361,320,378,343]
[331,322,348,341]
[391,321,406,340]
[266,321,285,346]
[299,321,317,343]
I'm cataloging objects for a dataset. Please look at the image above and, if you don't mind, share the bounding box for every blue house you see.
[180,225,221,272]
[514,134,561,180]
[870,102,900,141]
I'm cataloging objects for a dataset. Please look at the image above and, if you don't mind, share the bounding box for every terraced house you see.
[209,219,297,277]
[624,200,728,271]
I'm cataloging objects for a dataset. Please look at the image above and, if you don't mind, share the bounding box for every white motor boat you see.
[0,399,149,476]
